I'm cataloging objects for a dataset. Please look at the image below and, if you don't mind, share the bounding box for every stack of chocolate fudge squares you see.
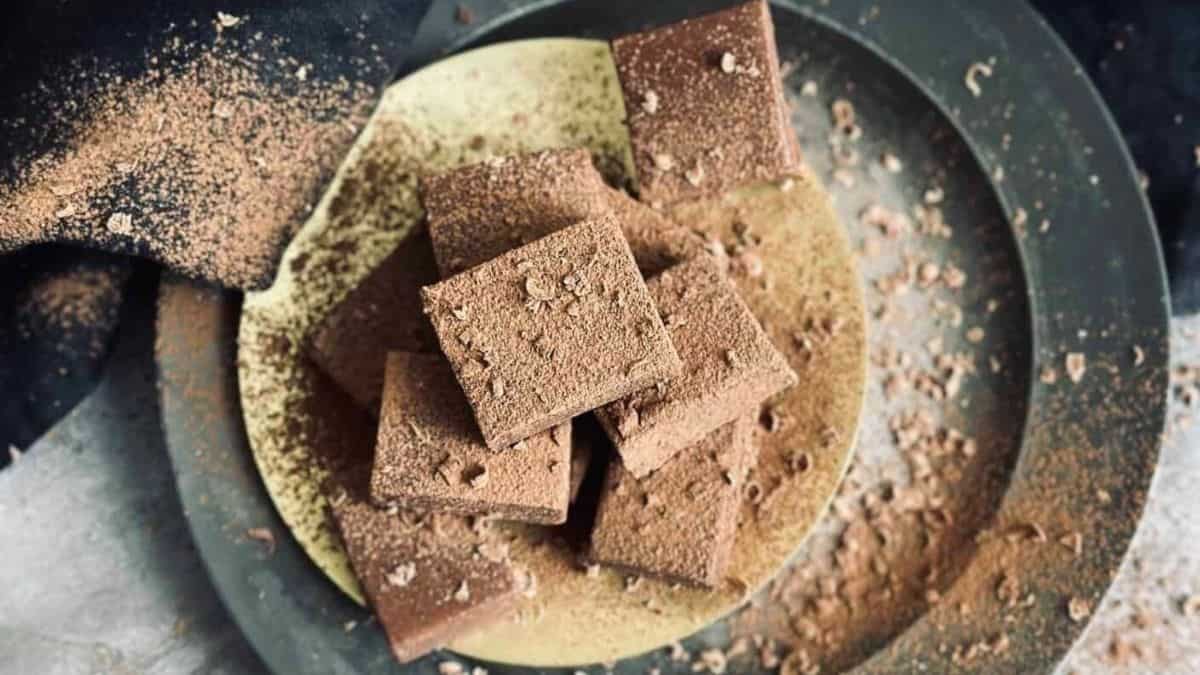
[308,1,807,663]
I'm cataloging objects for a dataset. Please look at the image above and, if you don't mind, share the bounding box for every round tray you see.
[156,1,1169,673]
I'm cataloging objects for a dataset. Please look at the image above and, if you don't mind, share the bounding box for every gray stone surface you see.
[0,299,262,675]
[1056,315,1200,674]
[1,304,1197,674]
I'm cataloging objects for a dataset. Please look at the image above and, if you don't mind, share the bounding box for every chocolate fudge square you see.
[589,416,757,588]
[307,227,441,414]
[421,148,698,277]
[596,255,797,477]
[606,180,704,276]
[612,0,801,204]
[331,496,519,663]
[421,215,682,449]
[312,364,516,665]
[371,352,571,524]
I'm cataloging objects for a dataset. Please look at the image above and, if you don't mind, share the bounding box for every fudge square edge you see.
[422,148,611,278]
[331,496,519,663]
[370,351,572,524]
[596,254,798,477]
[421,147,701,278]
[420,215,682,449]
[612,0,801,204]
[306,228,441,415]
[589,414,758,588]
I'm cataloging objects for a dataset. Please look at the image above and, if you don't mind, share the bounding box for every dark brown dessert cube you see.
[421,216,682,449]
[589,416,757,588]
[612,0,801,204]
[595,255,797,477]
[371,352,571,524]
[421,148,698,277]
[307,228,440,414]
[331,496,519,664]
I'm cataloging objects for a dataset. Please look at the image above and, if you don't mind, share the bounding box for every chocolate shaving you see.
[1067,597,1092,623]
[1065,353,1087,383]
[720,52,738,74]
[642,90,660,114]
[245,527,276,555]
[386,562,417,588]
[964,61,994,97]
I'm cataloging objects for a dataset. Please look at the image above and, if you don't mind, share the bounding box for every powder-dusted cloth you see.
[0,1,428,291]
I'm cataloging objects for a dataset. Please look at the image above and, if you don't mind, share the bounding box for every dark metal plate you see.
[156,1,1168,673]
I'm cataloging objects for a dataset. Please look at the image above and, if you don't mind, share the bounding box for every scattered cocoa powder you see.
[245,527,277,556]
[718,64,1169,673]
[730,154,1015,671]
[14,258,130,359]
[0,26,378,289]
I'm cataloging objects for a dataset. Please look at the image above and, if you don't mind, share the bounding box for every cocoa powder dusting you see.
[1053,350,1200,673]
[722,71,1099,672]
[15,261,129,358]
[0,26,377,289]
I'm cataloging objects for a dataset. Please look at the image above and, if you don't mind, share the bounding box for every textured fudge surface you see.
[589,416,757,588]
[421,215,681,449]
[421,147,698,277]
[370,352,571,524]
[423,149,610,276]
[331,494,518,664]
[310,368,518,666]
[307,227,441,414]
[612,0,800,204]
[596,255,797,477]
[604,180,703,275]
